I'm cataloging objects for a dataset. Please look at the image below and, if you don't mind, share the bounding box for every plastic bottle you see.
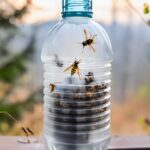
[41,0,113,150]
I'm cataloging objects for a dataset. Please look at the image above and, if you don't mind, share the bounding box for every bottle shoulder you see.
[41,18,113,63]
[47,19,108,37]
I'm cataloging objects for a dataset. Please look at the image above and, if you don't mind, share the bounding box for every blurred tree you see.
[126,0,150,26]
[139,117,150,134]
[144,3,150,14]
[144,3,150,25]
[0,0,41,134]
[125,0,150,133]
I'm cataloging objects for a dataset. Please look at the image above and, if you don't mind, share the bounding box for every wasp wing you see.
[89,31,93,38]
[64,64,73,72]
[89,45,96,53]
[77,69,81,79]
[84,29,88,40]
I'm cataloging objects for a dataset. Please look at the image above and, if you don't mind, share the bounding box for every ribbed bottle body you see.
[42,17,113,150]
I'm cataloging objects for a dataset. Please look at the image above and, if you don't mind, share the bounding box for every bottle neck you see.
[63,16,92,24]
[62,0,93,18]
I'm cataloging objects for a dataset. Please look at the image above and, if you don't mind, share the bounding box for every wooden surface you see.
[0,136,150,150]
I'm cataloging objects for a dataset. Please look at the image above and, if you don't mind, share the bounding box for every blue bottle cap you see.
[62,0,93,18]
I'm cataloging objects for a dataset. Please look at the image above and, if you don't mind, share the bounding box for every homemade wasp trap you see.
[41,0,113,150]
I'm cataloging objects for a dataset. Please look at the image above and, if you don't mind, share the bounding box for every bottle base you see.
[44,136,110,150]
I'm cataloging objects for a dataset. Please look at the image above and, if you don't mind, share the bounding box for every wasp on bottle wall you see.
[64,58,81,79]
[81,29,97,53]
[49,83,56,92]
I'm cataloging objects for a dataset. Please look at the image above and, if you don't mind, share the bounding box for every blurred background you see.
[0,0,150,136]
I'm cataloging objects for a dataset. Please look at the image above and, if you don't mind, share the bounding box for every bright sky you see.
[26,0,150,24]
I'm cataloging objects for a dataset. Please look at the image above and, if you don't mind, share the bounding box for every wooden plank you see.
[0,136,44,150]
[109,136,150,150]
[0,136,150,150]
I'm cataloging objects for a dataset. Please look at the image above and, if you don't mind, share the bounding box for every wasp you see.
[49,82,61,92]
[85,72,94,84]
[54,54,63,67]
[81,29,97,53]
[64,58,81,79]
[86,92,93,99]
[50,83,56,92]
